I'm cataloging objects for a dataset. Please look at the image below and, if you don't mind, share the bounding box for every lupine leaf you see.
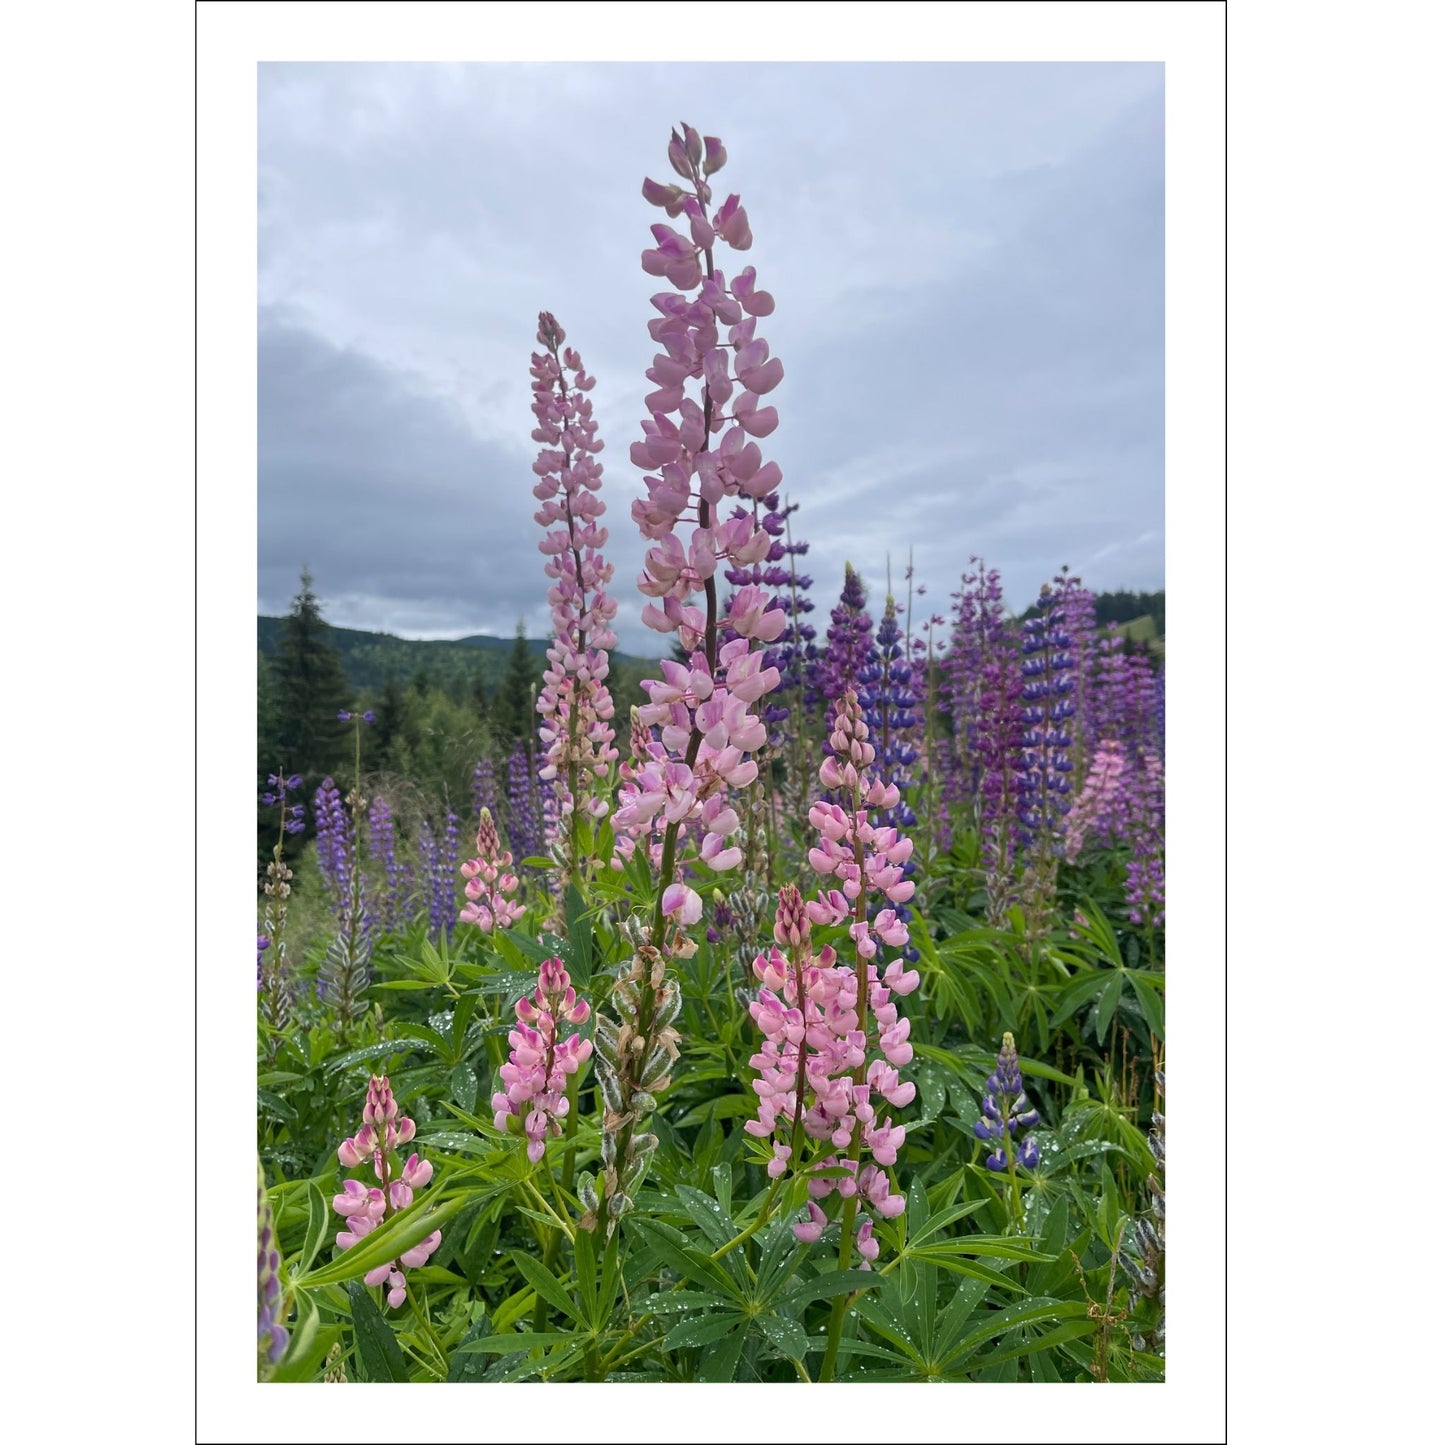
[346,1281,409,1381]
[511,1251,581,1325]
[662,1312,746,1349]
[297,1192,466,1289]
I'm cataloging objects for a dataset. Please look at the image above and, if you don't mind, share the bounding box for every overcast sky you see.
[258,61,1163,656]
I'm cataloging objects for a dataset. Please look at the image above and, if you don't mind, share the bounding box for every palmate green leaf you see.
[445,1311,493,1381]
[631,1219,742,1299]
[511,1251,581,1325]
[944,1296,1091,1366]
[780,1268,880,1310]
[909,1198,989,1247]
[754,1313,809,1362]
[452,1330,575,1355]
[346,1280,410,1381]
[1128,969,1166,1038]
[905,1249,1028,1294]
[915,1234,1052,1262]
[449,1060,478,1110]
[662,1311,746,1349]
[572,1223,598,1327]
[296,1192,467,1289]
[323,1039,418,1074]
[641,1288,733,1315]
[974,1317,1096,1368]
[1095,972,1126,1043]
[856,1298,925,1363]
[675,1184,738,1250]
[696,1323,748,1382]
[257,1087,297,1124]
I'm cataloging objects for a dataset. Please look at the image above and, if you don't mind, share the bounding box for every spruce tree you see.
[269,568,351,785]
[470,667,490,723]
[371,672,409,770]
[494,621,539,749]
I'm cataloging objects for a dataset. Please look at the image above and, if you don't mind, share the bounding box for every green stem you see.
[710,1176,784,1260]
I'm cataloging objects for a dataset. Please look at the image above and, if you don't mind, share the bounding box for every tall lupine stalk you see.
[258,770,305,1041]
[803,690,921,1382]
[1016,581,1077,928]
[590,123,785,1232]
[857,596,921,959]
[942,559,1024,904]
[472,755,499,819]
[417,805,461,944]
[366,793,412,934]
[1124,750,1165,932]
[314,774,376,1028]
[1063,740,1133,861]
[530,313,620,893]
[506,738,546,869]
[1053,570,1097,791]
[814,563,874,711]
[857,596,920,831]
[944,561,1026,921]
[775,498,818,813]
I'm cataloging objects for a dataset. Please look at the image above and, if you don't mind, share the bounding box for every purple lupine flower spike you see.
[974,1032,1042,1170]
[257,1159,288,1373]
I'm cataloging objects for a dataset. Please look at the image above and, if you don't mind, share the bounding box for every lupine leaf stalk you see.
[332,1075,442,1310]
[595,122,787,1229]
[530,312,619,895]
[258,770,304,1041]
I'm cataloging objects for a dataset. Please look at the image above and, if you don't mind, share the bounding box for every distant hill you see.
[257,616,655,696]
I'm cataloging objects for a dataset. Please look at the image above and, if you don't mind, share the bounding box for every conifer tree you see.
[269,568,350,785]
[493,620,539,749]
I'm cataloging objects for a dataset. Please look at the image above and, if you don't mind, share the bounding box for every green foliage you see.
[256,576,1164,1387]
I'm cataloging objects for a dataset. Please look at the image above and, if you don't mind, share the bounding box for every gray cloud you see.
[260,62,1164,652]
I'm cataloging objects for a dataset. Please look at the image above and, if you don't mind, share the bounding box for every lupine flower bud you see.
[458,807,525,933]
[974,1032,1043,1171]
